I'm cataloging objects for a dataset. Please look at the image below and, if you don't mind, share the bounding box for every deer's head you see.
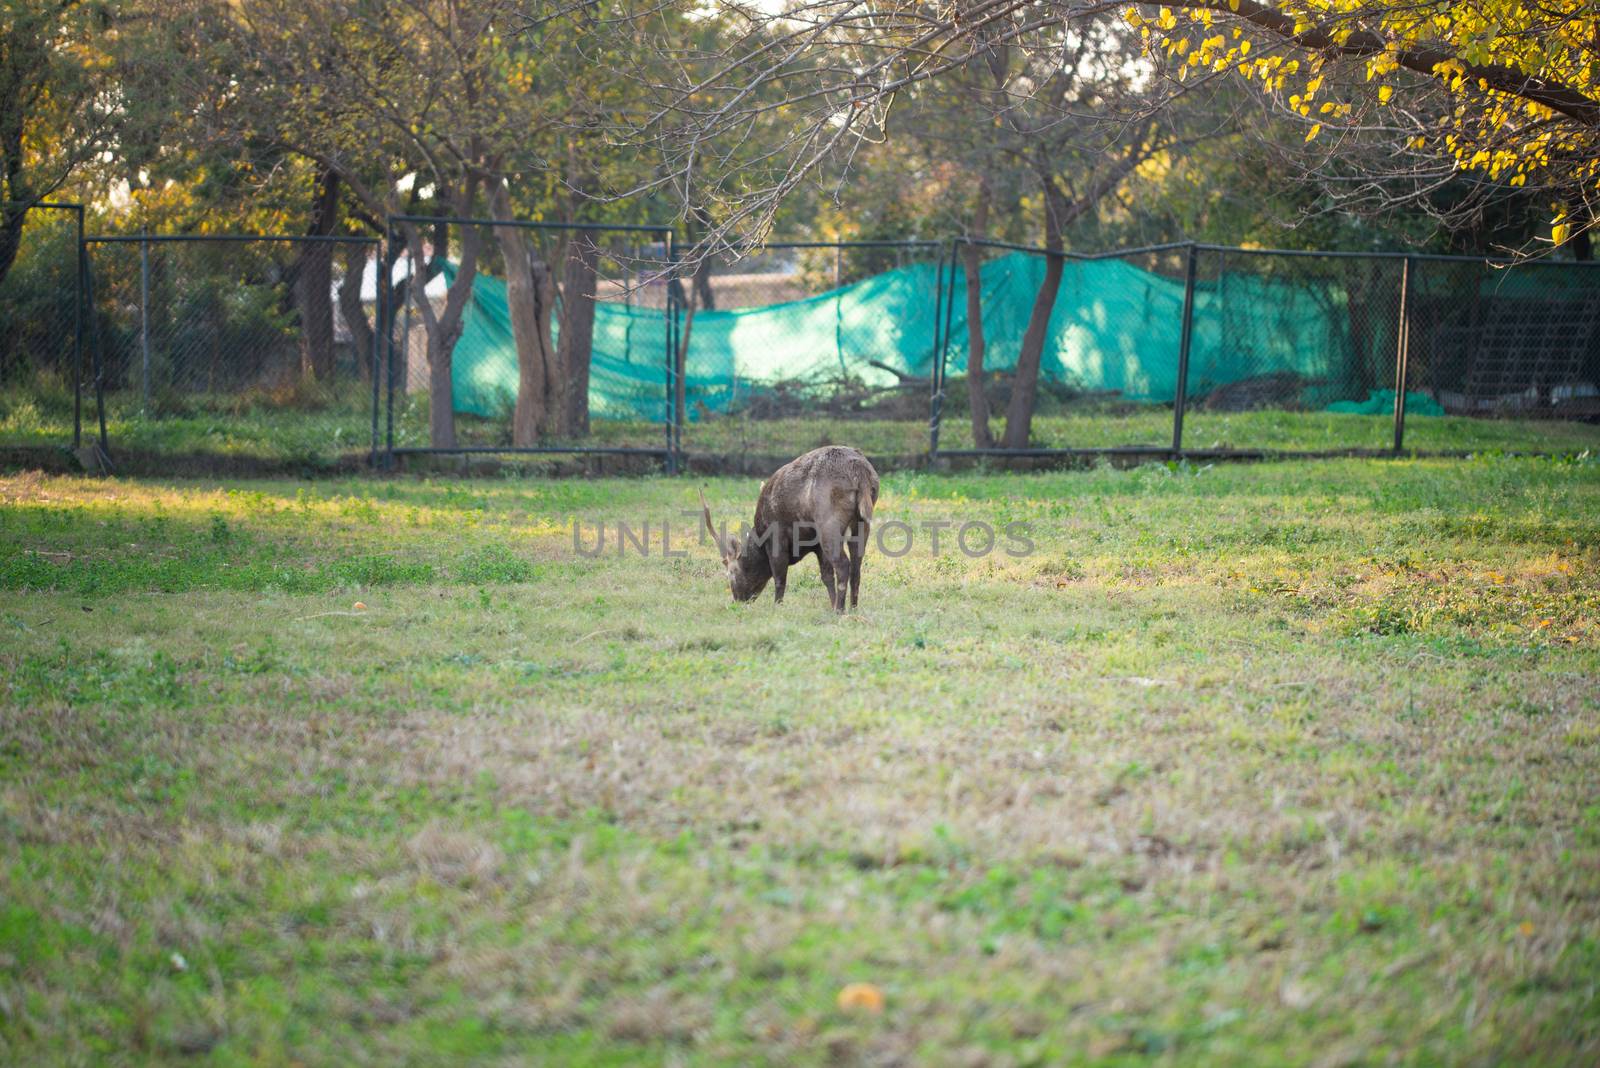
[701,489,770,602]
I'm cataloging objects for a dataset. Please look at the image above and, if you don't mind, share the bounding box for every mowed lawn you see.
[2,458,1599,1066]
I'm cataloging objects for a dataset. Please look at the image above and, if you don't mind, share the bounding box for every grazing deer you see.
[700,446,879,612]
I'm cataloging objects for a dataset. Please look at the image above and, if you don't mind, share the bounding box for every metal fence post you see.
[72,205,84,450]
[1171,242,1198,455]
[664,230,679,474]
[139,229,152,417]
[1392,255,1413,453]
[370,236,384,466]
[384,225,397,467]
[929,239,955,460]
[82,244,109,457]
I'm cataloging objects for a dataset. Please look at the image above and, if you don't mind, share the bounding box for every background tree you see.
[168,0,592,447]
[0,0,116,285]
[1122,0,1600,256]
[820,11,1185,447]
[638,0,1598,261]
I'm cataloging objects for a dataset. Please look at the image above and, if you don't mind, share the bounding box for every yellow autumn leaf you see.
[1306,124,1322,142]
[1378,85,1393,104]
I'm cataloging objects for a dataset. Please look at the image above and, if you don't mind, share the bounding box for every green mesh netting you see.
[434,252,1434,420]
[1326,389,1445,417]
[437,258,947,420]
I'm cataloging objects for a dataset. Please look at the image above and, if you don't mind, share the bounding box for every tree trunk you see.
[997,142,1153,449]
[558,230,600,436]
[521,257,560,438]
[0,103,29,289]
[426,329,457,447]
[964,178,993,448]
[1001,177,1067,450]
[294,168,339,382]
[489,182,560,445]
[673,207,718,427]
[676,297,698,429]
[337,241,372,381]
[402,178,483,449]
[676,253,715,428]
[693,258,716,312]
[502,235,558,445]
[1348,262,1377,396]
[0,206,24,294]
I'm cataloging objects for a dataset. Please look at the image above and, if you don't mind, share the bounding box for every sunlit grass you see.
[3,458,1599,1063]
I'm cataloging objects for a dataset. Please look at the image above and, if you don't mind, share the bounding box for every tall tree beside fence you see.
[291,168,340,382]
[879,12,1179,448]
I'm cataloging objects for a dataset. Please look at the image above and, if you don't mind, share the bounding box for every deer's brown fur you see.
[701,446,879,612]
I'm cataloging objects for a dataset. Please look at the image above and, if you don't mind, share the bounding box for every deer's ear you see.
[721,532,740,564]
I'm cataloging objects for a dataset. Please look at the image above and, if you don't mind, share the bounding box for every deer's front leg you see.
[770,553,789,603]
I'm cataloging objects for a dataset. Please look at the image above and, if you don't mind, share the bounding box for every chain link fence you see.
[1400,256,1600,453]
[673,240,946,463]
[84,235,381,469]
[381,217,674,468]
[932,242,1600,461]
[1180,247,1405,454]
[940,241,1190,454]
[0,203,86,454]
[7,215,1600,472]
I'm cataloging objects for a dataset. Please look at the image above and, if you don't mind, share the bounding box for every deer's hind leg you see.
[818,526,850,613]
[816,552,838,610]
[846,520,868,608]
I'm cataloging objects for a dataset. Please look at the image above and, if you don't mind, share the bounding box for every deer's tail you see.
[856,473,876,523]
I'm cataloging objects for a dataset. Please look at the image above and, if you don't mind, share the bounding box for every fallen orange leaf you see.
[836,982,885,1013]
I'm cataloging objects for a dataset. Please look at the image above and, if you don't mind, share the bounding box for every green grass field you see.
[3,457,1600,1064]
[6,386,1600,468]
